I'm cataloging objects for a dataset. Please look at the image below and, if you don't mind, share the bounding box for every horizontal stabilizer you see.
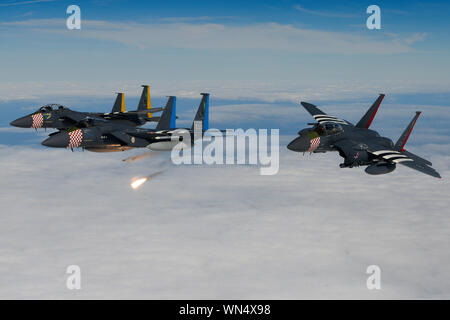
[356,94,385,129]
[144,116,160,122]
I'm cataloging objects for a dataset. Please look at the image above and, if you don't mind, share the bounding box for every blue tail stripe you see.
[204,94,209,131]
[170,97,176,129]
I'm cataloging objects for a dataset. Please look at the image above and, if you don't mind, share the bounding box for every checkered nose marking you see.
[68,129,83,148]
[307,137,320,152]
[31,113,44,129]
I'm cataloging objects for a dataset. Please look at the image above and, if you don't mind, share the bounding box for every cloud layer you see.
[0,143,448,299]
[1,19,424,54]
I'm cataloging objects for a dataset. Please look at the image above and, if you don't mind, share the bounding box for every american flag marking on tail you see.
[31,113,43,129]
[68,129,83,149]
[308,137,320,152]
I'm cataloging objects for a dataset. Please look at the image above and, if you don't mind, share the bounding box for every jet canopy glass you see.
[314,122,343,136]
[39,104,67,111]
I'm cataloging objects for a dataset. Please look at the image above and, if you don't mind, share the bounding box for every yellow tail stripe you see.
[121,93,125,112]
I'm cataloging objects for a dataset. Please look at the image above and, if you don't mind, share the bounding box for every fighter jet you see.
[41,93,210,152]
[10,85,163,130]
[287,94,441,178]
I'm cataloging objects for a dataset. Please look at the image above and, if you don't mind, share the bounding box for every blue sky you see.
[1,0,450,100]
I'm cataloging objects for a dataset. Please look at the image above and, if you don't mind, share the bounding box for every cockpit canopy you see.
[314,122,343,136]
[38,104,67,112]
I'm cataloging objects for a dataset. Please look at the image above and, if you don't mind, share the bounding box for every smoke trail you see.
[130,171,163,189]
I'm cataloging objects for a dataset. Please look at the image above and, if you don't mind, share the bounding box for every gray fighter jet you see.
[41,93,210,152]
[287,94,441,178]
[10,85,163,130]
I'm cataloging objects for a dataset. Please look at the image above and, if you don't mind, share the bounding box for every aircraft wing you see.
[59,110,109,125]
[109,130,153,146]
[397,156,441,178]
[367,145,441,178]
[101,107,164,117]
[300,102,351,125]
[59,111,92,124]
[109,131,136,144]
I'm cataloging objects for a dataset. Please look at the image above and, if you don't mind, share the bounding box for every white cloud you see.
[0,0,54,7]
[403,32,428,45]
[159,16,237,23]
[294,5,359,18]
[0,143,448,299]
[1,18,423,54]
[1,79,449,104]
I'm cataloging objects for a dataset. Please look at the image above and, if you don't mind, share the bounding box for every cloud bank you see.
[0,143,448,299]
[1,18,425,54]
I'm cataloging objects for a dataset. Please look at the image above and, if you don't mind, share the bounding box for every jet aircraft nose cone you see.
[287,136,310,152]
[10,116,32,128]
[41,132,70,148]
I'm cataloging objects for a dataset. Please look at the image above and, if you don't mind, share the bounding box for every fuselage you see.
[41,125,194,152]
[10,104,148,130]
[287,122,394,166]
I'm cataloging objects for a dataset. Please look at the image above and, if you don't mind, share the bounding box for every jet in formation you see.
[10,85,163,130]
[39,93,209,153]
[287,94,441,178]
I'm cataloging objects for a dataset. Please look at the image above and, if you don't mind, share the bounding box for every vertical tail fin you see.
[137,85,152,118]
[190,93,209,132]
[155,96,176,131]
[111,92,125,113]
[356,94,385,128]
[394,111,421,151]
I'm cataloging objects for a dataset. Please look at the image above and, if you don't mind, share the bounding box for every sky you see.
[0,0,449,299]
[1,0,450,100]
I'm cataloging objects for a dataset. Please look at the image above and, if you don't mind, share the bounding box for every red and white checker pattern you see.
[68,129,83,149]
[31,113,44,129]
[307,137,320,152]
